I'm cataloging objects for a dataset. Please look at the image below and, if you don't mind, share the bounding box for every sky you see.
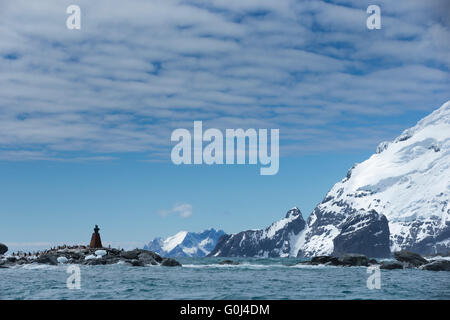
[0,0,449,252]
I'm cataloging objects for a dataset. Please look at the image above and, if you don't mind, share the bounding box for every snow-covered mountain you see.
[293,100,450,257]
[143,228,226,257]
[209,207,305,257]
[212,100,450,258]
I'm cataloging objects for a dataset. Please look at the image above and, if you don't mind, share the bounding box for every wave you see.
[18,263,60,270]
[181,262,291,269]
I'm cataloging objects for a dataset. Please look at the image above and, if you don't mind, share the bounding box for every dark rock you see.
[128,259,144,267]
[338,253,369,266]
[68,252,82,261]
[103,257,120,265]
[311,256,340,265]
[369,259,378,265]
[140,251,163,263]
[0,243,8,255]
[138,253,158,265]
[36,254,58,265]
[332,210,391,258]
[7,256,17,263]
[394,250,428,267]
[84,258,107,265]
[108,248,122,256]
[161,258,182,267]
[1,261,15,268]
[380,261,403,270]
[420,260,450,271]
[120,249,141,260]
[219,260,240,265]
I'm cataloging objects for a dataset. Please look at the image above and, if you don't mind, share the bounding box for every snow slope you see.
[143,229,226,257]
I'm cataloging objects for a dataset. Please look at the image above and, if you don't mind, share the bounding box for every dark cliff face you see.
[208,208,306,257]
[332,209,391,258]
[209,206,392,258]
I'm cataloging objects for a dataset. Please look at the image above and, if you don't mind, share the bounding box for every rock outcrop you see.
[161,258,182,267]
[219,260,240,265]
[337,253,370,266]
[0,243,8,255]
[297,251,449,271]
[420,260,450,271]
[297,253,376,267]
[380,261,403,270]
[0,246,181,268]
[394,250,428,267]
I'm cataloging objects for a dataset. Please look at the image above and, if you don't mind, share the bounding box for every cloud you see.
[158,203,193,219]
[0,0,448,160]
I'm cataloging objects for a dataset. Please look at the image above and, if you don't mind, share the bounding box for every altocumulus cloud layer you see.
[0,0,449,161]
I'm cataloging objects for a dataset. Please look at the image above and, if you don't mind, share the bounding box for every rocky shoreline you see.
[294,251,450,271]
[0,245,182,268]
[1,242,449,272]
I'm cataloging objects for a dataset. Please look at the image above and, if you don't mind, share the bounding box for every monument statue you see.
[89,224,103,248]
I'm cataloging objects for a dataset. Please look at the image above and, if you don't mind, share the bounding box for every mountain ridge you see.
[143,228,226,257]
[211,100,450,257]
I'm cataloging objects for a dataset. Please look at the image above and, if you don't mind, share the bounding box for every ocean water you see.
[1,257,449,300]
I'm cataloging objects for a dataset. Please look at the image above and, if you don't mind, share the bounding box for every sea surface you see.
[1,257,449,300]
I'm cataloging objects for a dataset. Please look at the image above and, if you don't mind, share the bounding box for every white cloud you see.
[0,0,448,160]
[158,203,193,219]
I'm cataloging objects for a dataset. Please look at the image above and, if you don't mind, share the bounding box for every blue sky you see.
[0,0,449,252]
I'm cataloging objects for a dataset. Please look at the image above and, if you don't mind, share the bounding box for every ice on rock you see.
[95,250,107,257]
[57,256,68,264]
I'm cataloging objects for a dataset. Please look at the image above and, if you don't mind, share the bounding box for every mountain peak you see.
[144,229,226,258]
[286,207,301,218]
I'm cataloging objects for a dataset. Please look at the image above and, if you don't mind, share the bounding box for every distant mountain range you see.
[143,228,226,257]
[211,100,450,258]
